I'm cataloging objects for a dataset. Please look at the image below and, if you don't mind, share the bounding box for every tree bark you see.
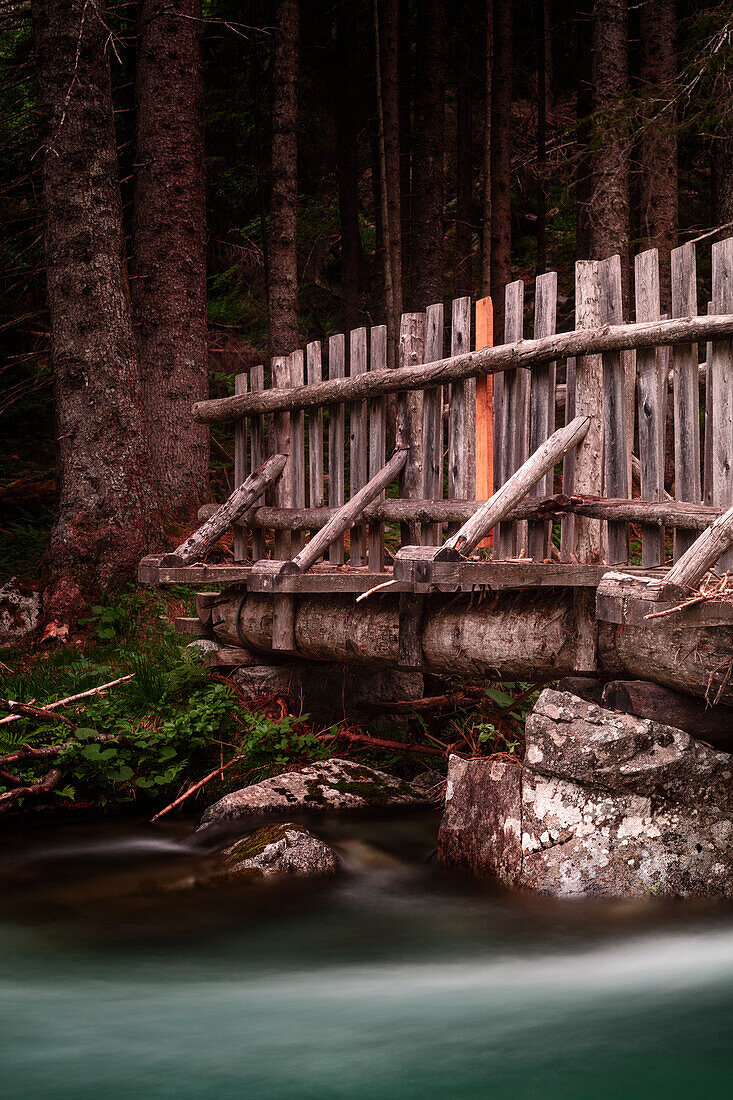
[337,0,362,335]
[455,15,473,297]
[589,0,630,304]
[374,0,403,367]
[268,0,299,356]
[32,0,160,618]
[412,0,446,309]
[639,0,678,313]
[132,0,209,522]
[490,0,512,325]
[481,0,493,296]
[575,0,593,258]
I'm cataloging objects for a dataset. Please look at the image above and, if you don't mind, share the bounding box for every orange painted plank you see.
[475,296,493,500]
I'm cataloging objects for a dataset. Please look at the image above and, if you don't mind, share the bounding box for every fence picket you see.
[711,238,733,571]
[422,303,444,545]
[571,260,603,562]
[671,242,700,558]
[233,372,248,562]
[306,341,324,553]
[635,249,666,566]
[495,280,525,557]
[271,355,292,560]
[349,328,368,565]
[447,297,474,524]
[599,255,629,564]
[328,334,346,565]
[397,313,426,545]
[528,271,557,561]
[289,350,306,556]
[249,364,266,560]
[368,325,388,571]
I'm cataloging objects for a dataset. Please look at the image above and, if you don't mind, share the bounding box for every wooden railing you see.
[188,236,733,572]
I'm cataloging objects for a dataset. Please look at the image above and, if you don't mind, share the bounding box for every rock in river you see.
[199,757,435,829]
[219,824,340,879]
[439,688,733,899]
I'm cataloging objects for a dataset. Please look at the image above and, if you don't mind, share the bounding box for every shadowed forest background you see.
[1,0,732,623]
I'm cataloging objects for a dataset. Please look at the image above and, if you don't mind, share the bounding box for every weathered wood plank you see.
[306,341,324,544]
[447,296,474,510]
[249,364,266,560]
[328,333,346,565]
[422,302,444,545]
[560,355,577,559]
[634,249,665,566]
[704,301,714,508]
[599,255,629,564]
[711,238,733,571]
[670,242,701,559]
[271,355,292,561]
[528,271,557,561]
[349,327,368,565]
[572,260,603,562]
[475,295,494,501]
[160,454,288,566]
[397,313,426,545]
[193,314,733,422]
[495,280,525,558]
[233,372,248,562]
[368,325,388,571]
[289,350,306,556]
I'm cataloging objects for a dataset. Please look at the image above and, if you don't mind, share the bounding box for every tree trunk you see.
[535,0,548,275]
[639,0,677,313]
[337,0,362,335]
[481,0,493,296]
[268,0,299,356]
[32,0,160,621]
[132,0,209,523]
[455,16,473,297]
[575,0,593,259]
[374,0,403,367]
[412,0,446,309]
[589,0,630,304]
[490,0,512,325]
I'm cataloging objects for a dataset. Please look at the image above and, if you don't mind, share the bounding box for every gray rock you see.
[219,823,340,879]
[199,757,433,829]
[439,688,733,899]
[0,578,40,646]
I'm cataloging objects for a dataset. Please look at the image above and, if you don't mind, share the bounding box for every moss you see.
[222,823,307,865]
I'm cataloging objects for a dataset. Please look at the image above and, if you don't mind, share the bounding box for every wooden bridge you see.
[140,237,733,707]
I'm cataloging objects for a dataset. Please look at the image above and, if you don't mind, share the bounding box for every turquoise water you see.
[2,816,733,1098]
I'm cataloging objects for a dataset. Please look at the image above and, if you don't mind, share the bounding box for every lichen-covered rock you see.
[0,578,40,646]
[439,688,733,899]
[198,757,433,829]
[219,823,340,879]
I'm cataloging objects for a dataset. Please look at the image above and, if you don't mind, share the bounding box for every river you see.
[2,812,733,1098]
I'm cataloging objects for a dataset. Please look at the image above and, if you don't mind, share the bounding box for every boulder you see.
[198,757,435,829]
[439,688,733,898]
[218,823,340,879]
[0,578,40,646]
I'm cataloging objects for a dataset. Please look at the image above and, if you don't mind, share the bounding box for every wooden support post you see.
[671,242,701,559]
[289,350,306,557]
[368,326,388,571]
[397,313,426,545]
[711,238,733,571]
[233,372,248,562]
[161,454,288,566]
[306,341,324,547]
[447,296,474,532]
[271,355,292,561]
[528,271,557,561]
[704,301,714,509]
[433,415,590,559]
[495,280,525,558]
[349,327,368,565]
[571,260,603,562]
[249,364,266,561]
[666,502,733,590]
[599,255,629,564]
[422,303,445,546]
[328,334,346,564]
[475,296,494,502]
[634,249,666,566]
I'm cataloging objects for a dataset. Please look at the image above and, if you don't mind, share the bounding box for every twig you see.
[355,578,399,603]
[0,674,134,727]
[0,698,76,727]
[150,755,247,822]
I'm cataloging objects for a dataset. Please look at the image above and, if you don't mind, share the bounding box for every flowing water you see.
[2,812,733,1098]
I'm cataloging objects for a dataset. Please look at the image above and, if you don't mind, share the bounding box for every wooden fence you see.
[190,236,733,573]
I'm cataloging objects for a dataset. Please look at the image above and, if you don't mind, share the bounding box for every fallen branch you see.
[361,693,455,715]
[0,674,134,728]
[150,754,247,822]
[0,732,119,767]
[0,698,76,728]
[0,768,62,812]
[318,728,444,756]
